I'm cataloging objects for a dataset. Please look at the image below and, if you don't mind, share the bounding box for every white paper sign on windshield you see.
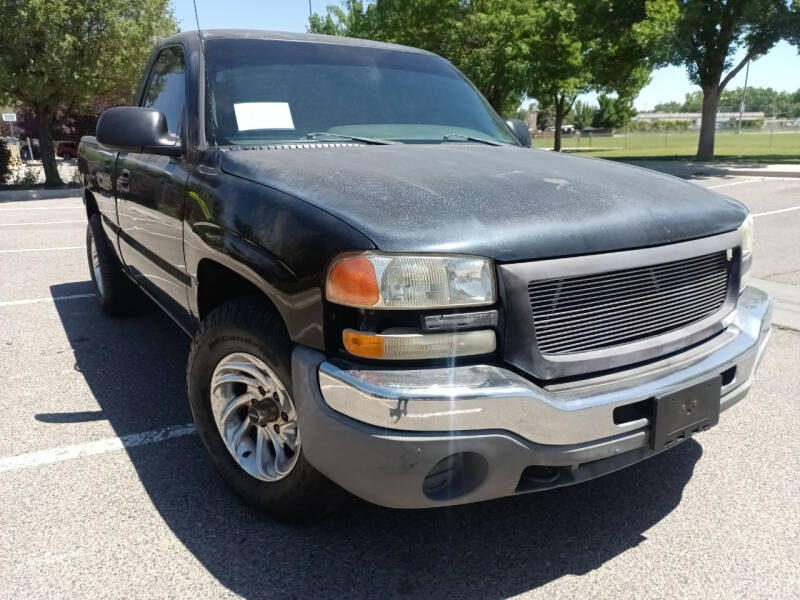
[233,102,295,131]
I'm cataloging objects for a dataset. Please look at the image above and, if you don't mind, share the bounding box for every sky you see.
[174,0,800,111]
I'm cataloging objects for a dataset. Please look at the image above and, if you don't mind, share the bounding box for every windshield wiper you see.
[442,133,503,146]
[306,132,396,145]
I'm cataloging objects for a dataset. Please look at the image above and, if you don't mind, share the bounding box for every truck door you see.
[116,45,192,326]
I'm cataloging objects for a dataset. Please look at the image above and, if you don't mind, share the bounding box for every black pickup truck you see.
[78,30,772,521]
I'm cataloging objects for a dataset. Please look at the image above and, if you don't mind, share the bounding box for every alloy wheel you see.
[210,352,300,481]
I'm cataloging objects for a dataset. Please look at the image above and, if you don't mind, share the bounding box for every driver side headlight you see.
[326,253,496,309]
[739,215,754,291]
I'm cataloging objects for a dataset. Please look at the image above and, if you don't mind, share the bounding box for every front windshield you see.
[203,38,518,146]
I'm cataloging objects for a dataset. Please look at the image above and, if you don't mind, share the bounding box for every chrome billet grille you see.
[528,251,731,355]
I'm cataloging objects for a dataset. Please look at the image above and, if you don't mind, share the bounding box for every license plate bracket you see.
[651,376,722,450]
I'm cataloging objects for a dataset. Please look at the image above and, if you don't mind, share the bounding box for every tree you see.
[14,99,120,152]
[526,0,677,151]
[679,91,704,112]
[655,88,800,117]
[592,94,637,129]
[308,1,536,116]
[308,0,373,37]
[791,1,800,49]
[534,101,556,130]
[509,101,537,121]
[0,1,176,185]
[715,87,800,118]
[653,100,682,112]
[666,0,798,160]
[570,100,596,130]
[0,141,12,183]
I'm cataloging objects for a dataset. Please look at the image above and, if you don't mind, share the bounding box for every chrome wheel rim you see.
[210,352,300,481]
[90,235,103,293]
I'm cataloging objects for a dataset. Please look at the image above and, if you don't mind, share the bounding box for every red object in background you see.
[56,141,79,159]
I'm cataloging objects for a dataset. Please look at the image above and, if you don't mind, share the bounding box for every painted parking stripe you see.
[0,293,95,308]
[0,205,83,211]
[0,220,84,227]
[752,206,800,218]
[707,179,761,189]
[0,246,83,253]
[0,423,197,474]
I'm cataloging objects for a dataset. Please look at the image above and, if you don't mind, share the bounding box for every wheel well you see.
[196,259,282,323]
[84,189,98,218]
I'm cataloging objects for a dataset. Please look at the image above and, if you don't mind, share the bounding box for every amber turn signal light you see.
[343,329,496,360]
[326,256,380,307]
[343,330,386,359]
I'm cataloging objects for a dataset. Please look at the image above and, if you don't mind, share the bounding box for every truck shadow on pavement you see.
[49,282,702,600]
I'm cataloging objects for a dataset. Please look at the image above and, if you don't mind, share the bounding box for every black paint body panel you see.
[220,144,748,262]
[79,29,749,359]
[182,152,375,347]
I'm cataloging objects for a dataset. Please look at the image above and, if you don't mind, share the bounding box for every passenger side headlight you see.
[326,253,496,309]
[740,214,754,257]
[739,215,754,291]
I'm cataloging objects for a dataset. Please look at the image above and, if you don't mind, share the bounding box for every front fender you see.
[183,159,375,349]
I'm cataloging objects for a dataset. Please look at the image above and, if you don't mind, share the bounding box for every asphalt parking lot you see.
[1,174,799,599]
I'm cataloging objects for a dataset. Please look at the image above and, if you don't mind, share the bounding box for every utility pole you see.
[309,1,312,17]
[738,59,750,134]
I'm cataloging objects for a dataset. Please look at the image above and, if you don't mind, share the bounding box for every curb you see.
[0,188,82,202]
[751,278,800,333]
[700,170,800,179]
[618,160,800,180]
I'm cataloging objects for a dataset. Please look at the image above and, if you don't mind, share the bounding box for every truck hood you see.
[220,144,747,262]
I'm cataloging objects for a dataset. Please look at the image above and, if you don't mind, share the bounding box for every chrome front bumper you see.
[319,287,773,447]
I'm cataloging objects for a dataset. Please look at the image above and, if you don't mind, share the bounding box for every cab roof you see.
[161,29,431,55]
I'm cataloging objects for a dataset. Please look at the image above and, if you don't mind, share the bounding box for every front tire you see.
[187,297,345,522]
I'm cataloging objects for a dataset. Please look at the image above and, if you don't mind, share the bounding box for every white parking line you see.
[0,424,197,474]
[0,293,95,307]
[752,206,800,218]
[708,179,761,189]
[0,246,83,253]
[0,220,84,227]
[0,205,83,211]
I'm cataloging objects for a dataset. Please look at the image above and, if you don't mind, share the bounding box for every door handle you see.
[117,169,131,194]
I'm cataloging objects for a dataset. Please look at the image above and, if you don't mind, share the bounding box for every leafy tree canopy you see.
[570,100,596,131]
[654,87,800,118]
[592,94,637,129]
[0,0,176,184]
[653,100,683,112]
[526,0,677,149]
[309,0,534,115]
[310,0,677,150]
[664,0,799,159]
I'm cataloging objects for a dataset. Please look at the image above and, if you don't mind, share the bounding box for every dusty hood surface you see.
[221,144,748,262]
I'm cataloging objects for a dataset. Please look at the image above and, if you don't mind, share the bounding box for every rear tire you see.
[187,296,346,522]
[86,213,143,315]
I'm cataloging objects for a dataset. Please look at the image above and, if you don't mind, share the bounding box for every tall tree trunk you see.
[697,86,720,162]
[35,107,62,186]
[553,95,564,152]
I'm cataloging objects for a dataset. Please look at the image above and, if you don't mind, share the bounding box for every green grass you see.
[533,130,800,162]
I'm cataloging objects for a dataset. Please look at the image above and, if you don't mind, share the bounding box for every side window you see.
[142,46,186,135]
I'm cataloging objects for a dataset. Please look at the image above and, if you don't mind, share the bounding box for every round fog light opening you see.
[423,452,488,501]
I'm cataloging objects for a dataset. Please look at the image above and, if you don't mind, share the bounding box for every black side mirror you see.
[96,107,181,156]
[505,119,532,148]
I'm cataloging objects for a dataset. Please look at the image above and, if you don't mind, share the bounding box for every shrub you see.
[729,118,764,129]
[624,119,691,132]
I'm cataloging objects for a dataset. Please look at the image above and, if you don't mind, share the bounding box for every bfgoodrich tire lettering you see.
[186,296,346,522]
